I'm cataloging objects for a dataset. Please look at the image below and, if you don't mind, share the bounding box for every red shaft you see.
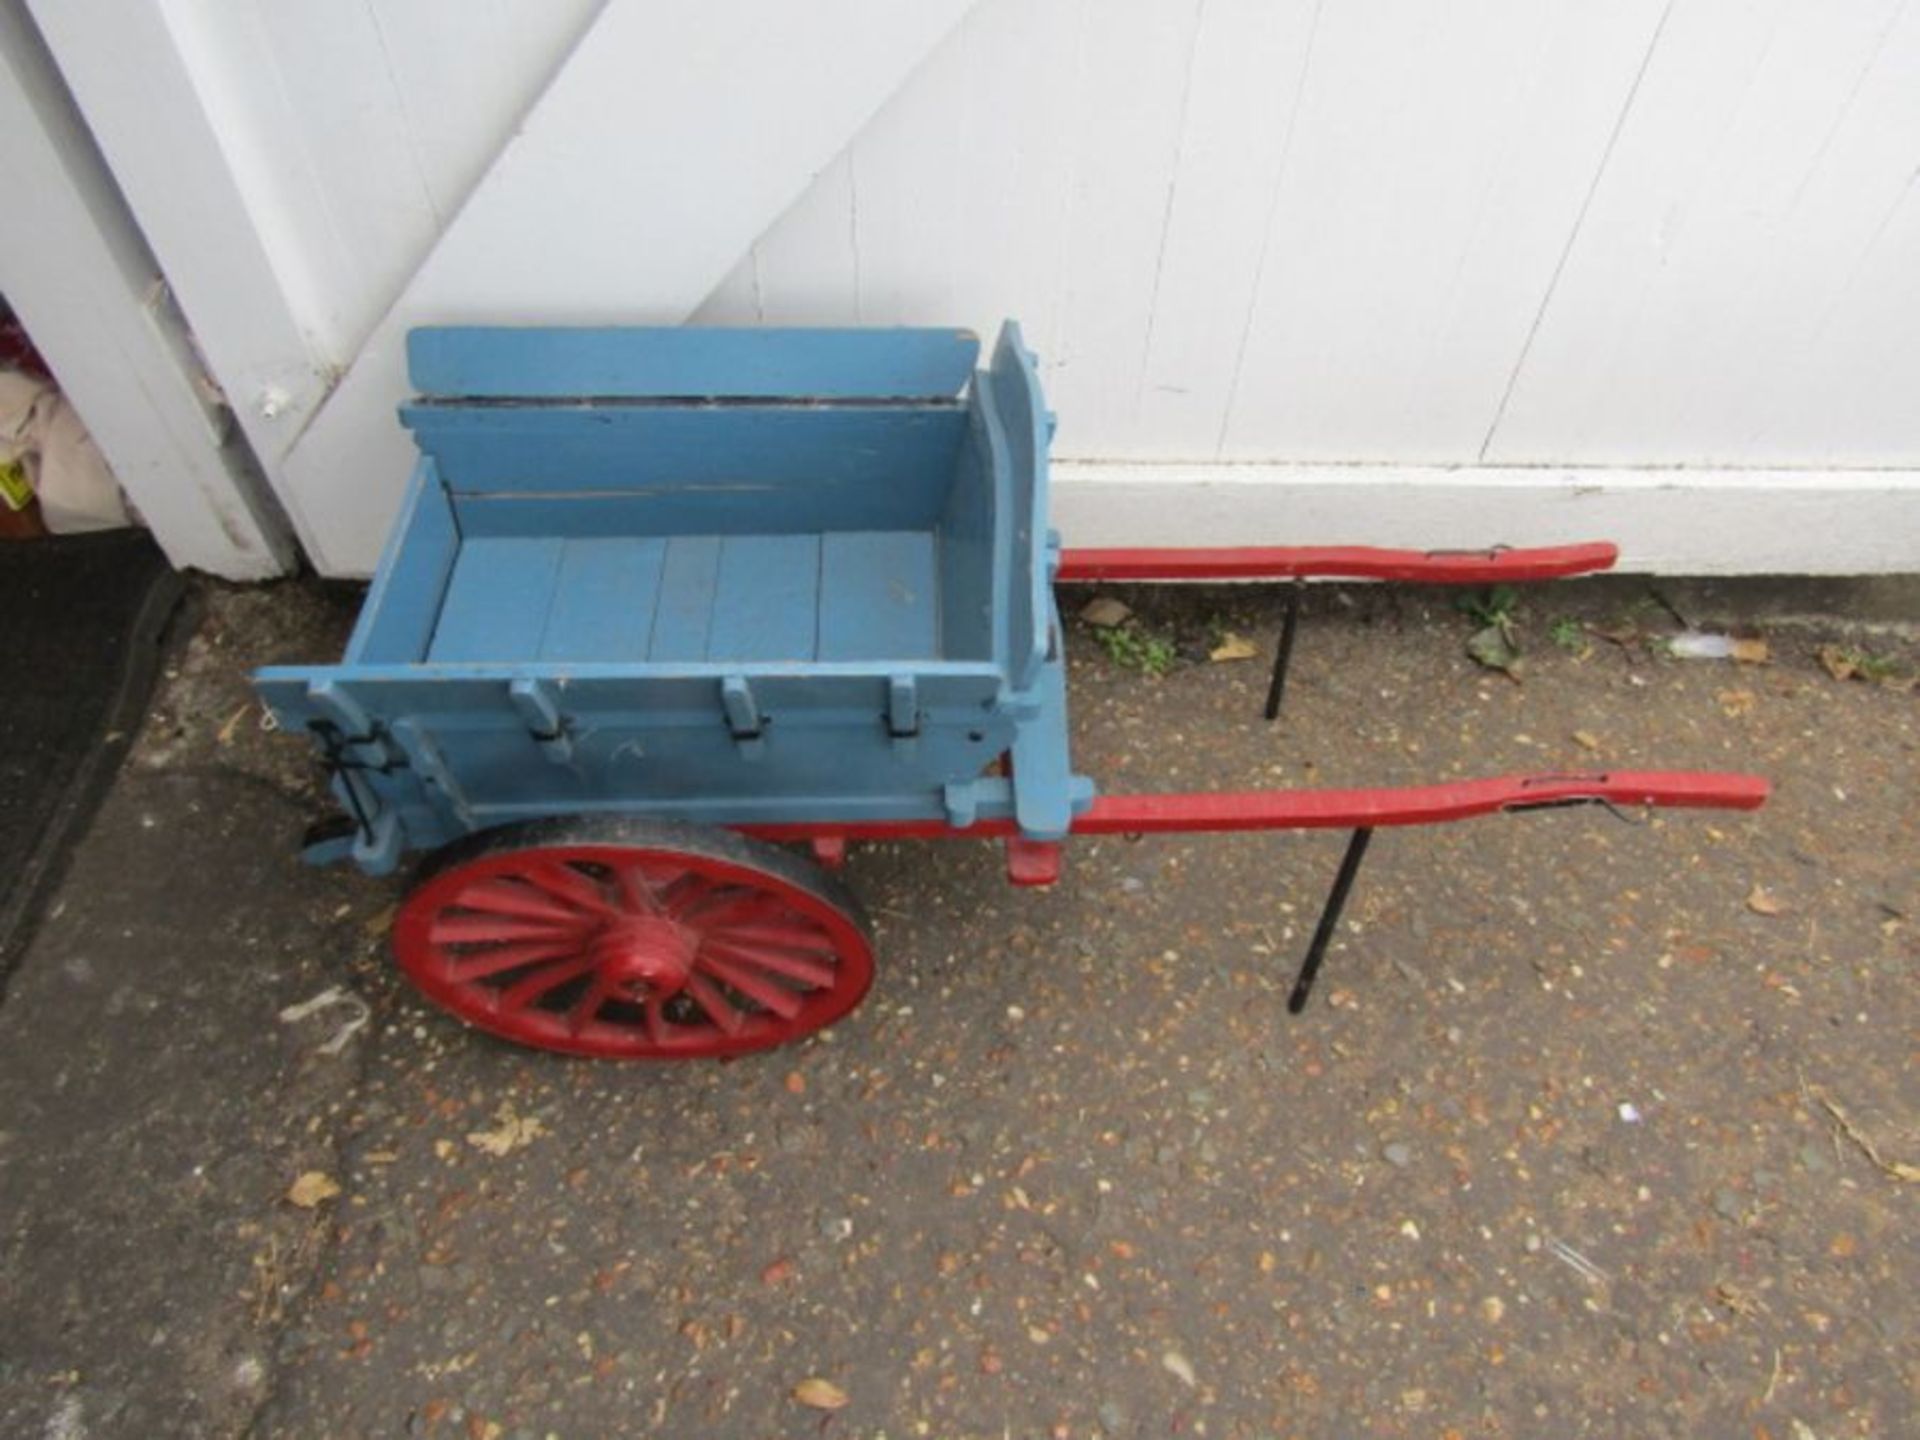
[737,771,1768,844]
[1055,541,1619,584]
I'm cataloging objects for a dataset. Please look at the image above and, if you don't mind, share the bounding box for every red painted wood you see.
[1054,541,1619,584]
[736,771,1768,845]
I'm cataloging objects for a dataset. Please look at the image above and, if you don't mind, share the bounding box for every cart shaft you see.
[737,769,1768,844]
[1055,541,1618,585]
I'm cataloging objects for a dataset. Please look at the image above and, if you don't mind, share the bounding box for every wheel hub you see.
[589,915,697,996]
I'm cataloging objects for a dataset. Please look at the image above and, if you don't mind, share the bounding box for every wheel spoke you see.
[496,957,597,1014]
[614,865,662,917]
[711,920,831,952]
[701,936,836,989]
[684,974,745,1035]
[697,954,804,1020]
[430,914,576,946]
[674,889,776,927]
[521,860,617,917]
[445,939,578,982]
[643,997,671,1047]
[450,879,584,925]
[653,871,704,913]
[568,972,618,1035]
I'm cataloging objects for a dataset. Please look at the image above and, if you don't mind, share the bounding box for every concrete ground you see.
[0,575,1914,1440]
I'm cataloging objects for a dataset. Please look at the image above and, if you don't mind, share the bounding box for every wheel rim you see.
[391,840,873,1058]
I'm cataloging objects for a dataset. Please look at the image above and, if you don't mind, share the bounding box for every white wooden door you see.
[29,0,1920,576]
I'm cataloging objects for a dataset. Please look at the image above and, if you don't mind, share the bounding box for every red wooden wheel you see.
[391,819,873,1059]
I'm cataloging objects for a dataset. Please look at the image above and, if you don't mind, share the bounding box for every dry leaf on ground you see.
[286,1171,341,1208]
[793,1378,849,1410]
[465,1101,548,1156]
[1209,632,1258,662]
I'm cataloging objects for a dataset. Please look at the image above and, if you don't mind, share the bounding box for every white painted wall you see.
[28,0,1920,575]
[0,0,289,576]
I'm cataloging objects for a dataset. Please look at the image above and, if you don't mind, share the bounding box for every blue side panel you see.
[538,538,667,662]
[937,407,997,663]
[429,538,563,662]
[406,404,965,512]
[648,536,723,661]
[818,532,940,660]
[408,326,980,400]
[1010,601,1077,841]
[708,534,821,661]
[346,459,458,664]
[982,323,1052,692]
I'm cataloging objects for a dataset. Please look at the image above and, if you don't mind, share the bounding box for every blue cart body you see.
[255,322,1091,874]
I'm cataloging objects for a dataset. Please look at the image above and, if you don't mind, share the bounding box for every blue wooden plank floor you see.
[426,531,941,664]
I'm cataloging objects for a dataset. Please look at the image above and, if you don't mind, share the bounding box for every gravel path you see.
[1,576,1913,1439]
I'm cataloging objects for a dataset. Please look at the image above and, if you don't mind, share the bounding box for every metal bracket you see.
[509,678,574,764]
[887,673,919,747]
[721,675,766,759]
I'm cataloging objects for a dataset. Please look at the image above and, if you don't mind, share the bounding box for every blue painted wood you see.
[936,416,996,662]
[538,537,666,662]
[260,320,1089,870]
[345,459,457,663]
[709,534,821,661]
[1010,604,1075,841]
[647,535,722,661]
[981,323,1053,692]
[818,531,940,660]
[428,537,563,662]
[408,326,980,399]
[405,404,966,514]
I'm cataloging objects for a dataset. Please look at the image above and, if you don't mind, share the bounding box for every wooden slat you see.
[408,327,978,399]
[818,532,940,660]
[707,535,822,662]
[429,538,564,662]
[538,538,668,662]
[646,537,723,661]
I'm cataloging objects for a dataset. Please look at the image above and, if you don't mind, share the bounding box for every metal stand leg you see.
[1264,579,1305,721]
[1287,826,1373,1014]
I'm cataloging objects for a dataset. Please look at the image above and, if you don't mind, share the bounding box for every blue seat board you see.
[818,532,939,660]
[537,538,668,662]
[429,538,565,662]
[408,326,980,400]
[707,534,822,662]
[647,536,724,662]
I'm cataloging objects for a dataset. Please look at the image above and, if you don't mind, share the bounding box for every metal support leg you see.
[1287,826,1373,1014]
[1264,579,1305,721]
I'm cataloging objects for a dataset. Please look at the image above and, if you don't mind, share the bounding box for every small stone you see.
[1382,1142,1413,1168]
[1098,1399,1131,1434]
[1161,1350,1197,1388]
[1080,597,1133,629]
[1712,1189,1743,1221]
[1481,1296,1505,1323]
